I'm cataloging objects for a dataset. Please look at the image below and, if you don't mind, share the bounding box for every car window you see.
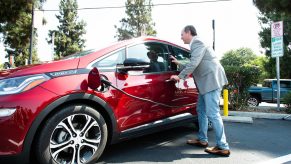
[263,81,271,87]
[93,49,125,68]
[127,42,169,73]
[280,81,291,88]
[170,46,190,71]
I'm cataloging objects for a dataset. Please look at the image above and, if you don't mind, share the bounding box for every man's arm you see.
[178,40,205,79]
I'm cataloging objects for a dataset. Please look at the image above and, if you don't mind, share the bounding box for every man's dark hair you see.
[184,25,197,36]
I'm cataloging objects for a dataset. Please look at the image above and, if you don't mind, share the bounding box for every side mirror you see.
[116,58,149,73]
[87,67,101,90]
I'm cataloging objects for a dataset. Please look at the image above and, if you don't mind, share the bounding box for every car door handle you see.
[165,79,175,82]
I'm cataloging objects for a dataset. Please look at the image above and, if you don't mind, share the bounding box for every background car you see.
[0,37,199,164]
[247,79,291,106]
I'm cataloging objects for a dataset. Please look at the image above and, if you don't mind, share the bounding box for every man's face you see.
[181,30,191,44]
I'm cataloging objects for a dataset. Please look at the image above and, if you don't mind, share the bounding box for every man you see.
[170,25,230,156]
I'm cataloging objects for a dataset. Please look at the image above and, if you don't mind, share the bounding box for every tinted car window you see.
[170,46,190,71]
[280,81,291,88]
[93,49,125,68]
[263,81,271,87]
[127,42,169,73]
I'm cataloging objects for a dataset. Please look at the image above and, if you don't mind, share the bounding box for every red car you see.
[0,37,198,164]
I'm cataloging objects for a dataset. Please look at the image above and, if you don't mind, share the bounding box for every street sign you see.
[271,21,284,110]
[271,21,284,58]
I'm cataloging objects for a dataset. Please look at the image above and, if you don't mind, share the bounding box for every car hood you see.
[0,58,80,79]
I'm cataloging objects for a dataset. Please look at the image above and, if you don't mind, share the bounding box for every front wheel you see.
[35,105,108,164]
[247,96,260,107]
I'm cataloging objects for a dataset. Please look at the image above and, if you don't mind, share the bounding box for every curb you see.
[228,111,291,120]
[222,115,253,124]
[220,111,291,123]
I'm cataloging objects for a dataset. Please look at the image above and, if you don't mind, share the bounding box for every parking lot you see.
[97,118,291,164]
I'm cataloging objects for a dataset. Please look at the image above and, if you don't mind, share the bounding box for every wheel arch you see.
[25,93,119,163]
[249,93,262,102]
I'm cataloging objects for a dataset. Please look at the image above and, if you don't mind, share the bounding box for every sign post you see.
[271,21,284,110]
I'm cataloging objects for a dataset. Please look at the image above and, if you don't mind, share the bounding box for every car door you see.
[164,45,199,115]
[273,80,291,101]
[261,80,273,102]
[115,42,171,130]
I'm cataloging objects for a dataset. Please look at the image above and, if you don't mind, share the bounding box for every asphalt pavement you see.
[97,119,291,164]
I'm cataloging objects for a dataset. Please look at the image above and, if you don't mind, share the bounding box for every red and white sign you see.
[271,21,283,38]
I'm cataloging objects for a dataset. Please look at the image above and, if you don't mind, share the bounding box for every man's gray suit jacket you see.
[178,36,228,95]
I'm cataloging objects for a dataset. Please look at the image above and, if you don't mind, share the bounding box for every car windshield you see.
[61,49,96,60]
[262,81,271,87]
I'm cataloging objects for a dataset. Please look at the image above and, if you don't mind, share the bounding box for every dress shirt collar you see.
[189,35,198,47]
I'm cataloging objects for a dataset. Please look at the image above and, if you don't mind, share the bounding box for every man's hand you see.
[170,55,179,65]
[170,75,180,82]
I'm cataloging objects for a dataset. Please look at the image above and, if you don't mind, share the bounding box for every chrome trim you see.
[0,108,16,117]
[122,113,194,133]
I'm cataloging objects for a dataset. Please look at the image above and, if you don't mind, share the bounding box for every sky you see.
[1,0,262,63]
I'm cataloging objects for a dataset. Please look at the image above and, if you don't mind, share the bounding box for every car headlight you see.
[0,74,50,95]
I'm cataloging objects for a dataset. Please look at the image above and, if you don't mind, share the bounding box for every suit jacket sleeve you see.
[178,39,206,79]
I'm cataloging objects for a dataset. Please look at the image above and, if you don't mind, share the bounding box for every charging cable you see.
[101,79,197,108]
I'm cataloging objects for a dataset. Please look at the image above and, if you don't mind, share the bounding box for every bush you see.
[283,92,291,114]
[223,65,260,110]
[221,48,262,110]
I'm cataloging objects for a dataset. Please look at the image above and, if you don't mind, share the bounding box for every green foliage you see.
[0,0,45,66]
[221,48,261,110]
[0,63,3,70]
[220,48,257,66]
[1,12,39,66]
[253,0,291,79]
[253,0,291,15]
[248,56,269,83]
[115,0,157,41]
[282,92,291,114]
[47,0,86,58]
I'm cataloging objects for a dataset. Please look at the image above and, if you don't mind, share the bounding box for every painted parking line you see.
[257,154,291,164]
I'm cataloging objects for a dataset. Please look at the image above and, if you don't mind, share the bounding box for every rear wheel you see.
[35,105,108,164]
[247,96,259,107]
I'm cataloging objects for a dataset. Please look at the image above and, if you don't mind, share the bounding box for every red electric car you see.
[0,37,199,164]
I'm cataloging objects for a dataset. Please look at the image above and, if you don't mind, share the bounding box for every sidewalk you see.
[219,97,291,123]
[219,107,291,124]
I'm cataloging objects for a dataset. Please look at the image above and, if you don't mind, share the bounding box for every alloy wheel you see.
[50,114,101,164]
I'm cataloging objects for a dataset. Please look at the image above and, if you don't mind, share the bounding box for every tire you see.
[35,105,108,164]
[247,96,259,107]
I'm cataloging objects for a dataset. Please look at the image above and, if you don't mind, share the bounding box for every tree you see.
[253,0,291,79]
[115,0,156,41]
[253,0,291,15]
[221,48,261,110]
[0,0,45,66]
[47,0,86,59]
[220,48,257,66]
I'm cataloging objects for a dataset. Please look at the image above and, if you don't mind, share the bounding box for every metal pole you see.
[51,32,55,60]
[212,19,215,50]
[276,57,280,110]
[29,2,34,65]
